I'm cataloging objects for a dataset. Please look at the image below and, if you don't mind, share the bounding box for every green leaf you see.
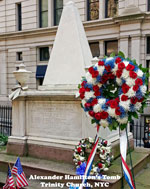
[78,84,81,89]
[132,112,138,119]
[118,51,125,59]
[110,52,115,57]
[132,59,137,66]
[120,124,127,130]
[91,119,96,124]
[80,103,83,108]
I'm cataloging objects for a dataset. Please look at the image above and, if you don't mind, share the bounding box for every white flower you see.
[97,66,105,76]
[117,117,128,124]
[134,102,142,110]
[107,107,117,118]
[122,69,129,79]
[119,99,130,111]
[136,69,143,77]
[89,137,94,143]
[103,168,109,171]
[105,57,114,62]
[98,98,106,105]
[86,72,96,84]
[126,78,136,87]
[140,85,147,94]
[93,104,101,113]
[80,156,85,161]
[126,88,136,97]
[100,120,109,128]
[84,91,94,100]
[116,78,122,86]
[123,60,129,67]
[81,100,86,107]
[112,64,118,74]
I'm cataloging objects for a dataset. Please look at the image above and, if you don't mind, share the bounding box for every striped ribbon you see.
[78,125,100,189]
[120,130,135,189]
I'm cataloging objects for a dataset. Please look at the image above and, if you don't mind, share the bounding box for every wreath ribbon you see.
[120,130,136,189]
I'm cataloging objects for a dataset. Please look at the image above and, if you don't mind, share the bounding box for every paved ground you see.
[124,163,150,189]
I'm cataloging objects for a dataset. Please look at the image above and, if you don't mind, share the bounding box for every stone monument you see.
[7,1,120,163]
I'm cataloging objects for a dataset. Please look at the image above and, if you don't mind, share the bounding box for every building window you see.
[17,3,22,31]
[54,0,63,26]
[39,0,48,28]
[39,47,49,61]
[105,0,118,18]
[87,0,99,21]
[105,40,118,56]
[89,42,100,57]
[147,61,150,91]
[148,0,150,11]
[36,65,47,86]
[147,37,150,54]
[16,52,23,61]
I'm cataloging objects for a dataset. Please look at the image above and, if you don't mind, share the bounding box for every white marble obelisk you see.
[43,1,92,89]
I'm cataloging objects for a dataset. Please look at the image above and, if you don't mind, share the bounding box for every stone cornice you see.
[0,13,149,40]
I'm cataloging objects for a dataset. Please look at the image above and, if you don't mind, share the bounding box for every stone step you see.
[124,163,150,189]
[0,148,149,189]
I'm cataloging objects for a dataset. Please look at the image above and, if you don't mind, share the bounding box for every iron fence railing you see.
[0,106,12,136]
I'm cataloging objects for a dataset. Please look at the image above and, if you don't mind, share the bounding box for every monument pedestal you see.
[7,90,123,163]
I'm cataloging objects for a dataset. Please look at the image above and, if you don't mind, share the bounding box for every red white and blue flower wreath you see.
[73,137,113,176]
[78,53,149,131]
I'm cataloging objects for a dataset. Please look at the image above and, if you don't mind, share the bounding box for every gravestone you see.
[7,1,120,162]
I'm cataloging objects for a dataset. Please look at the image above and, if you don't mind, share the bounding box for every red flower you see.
[108,73,115,79]
[129,71,137,79]
[116,70,123,78]
[130,97,138,104]
[138,97,144,102]
[79,87,85,94]
[133,85,139,91]
[81,81,86,87]
[118,62,125,70]
[98,61,104,66]
[122,83,130,94]
[121,95,128,101]
[85,103,91,108]
[105,65,111,72]
[89,111,95,117]
[91,99,98,106]
[104,141,108,146]
[101,74,109,84]
[88,67,94,74]
[115,107,121,116]
[77,147,82,153]
[115,57,122,64]
[92,70,99,78]
[80,94,84,99]
[109,100,118,109]
[126,64,135,71]
[116,97,120,102]
[95,113,101,120]
[78,161,82,166]
[93,85,99,91]
[102,150,105,154]
[94,91,101,96]
[85,88,91,92]
[135,78,143,86]
[98,163,103,168]
[100,111,108,119]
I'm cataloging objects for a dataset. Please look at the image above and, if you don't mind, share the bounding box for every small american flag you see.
[3,166,15,189]
[16,158,28,188]
[11,158,19,176]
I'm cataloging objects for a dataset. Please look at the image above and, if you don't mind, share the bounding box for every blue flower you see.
[142,75,146,83]
[84,83,93,90]
[102,104,108,111]
[107,116,112,124]
[87,98,93,103]
[96,75,101,82]
[136,89,143,99]
[119,106,126,118]
[118,88,123,95]
[105,58,115,68]
[76,162,86,176]
[130,104,136,112]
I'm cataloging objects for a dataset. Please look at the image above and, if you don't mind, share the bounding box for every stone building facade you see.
[0,0,150,105]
